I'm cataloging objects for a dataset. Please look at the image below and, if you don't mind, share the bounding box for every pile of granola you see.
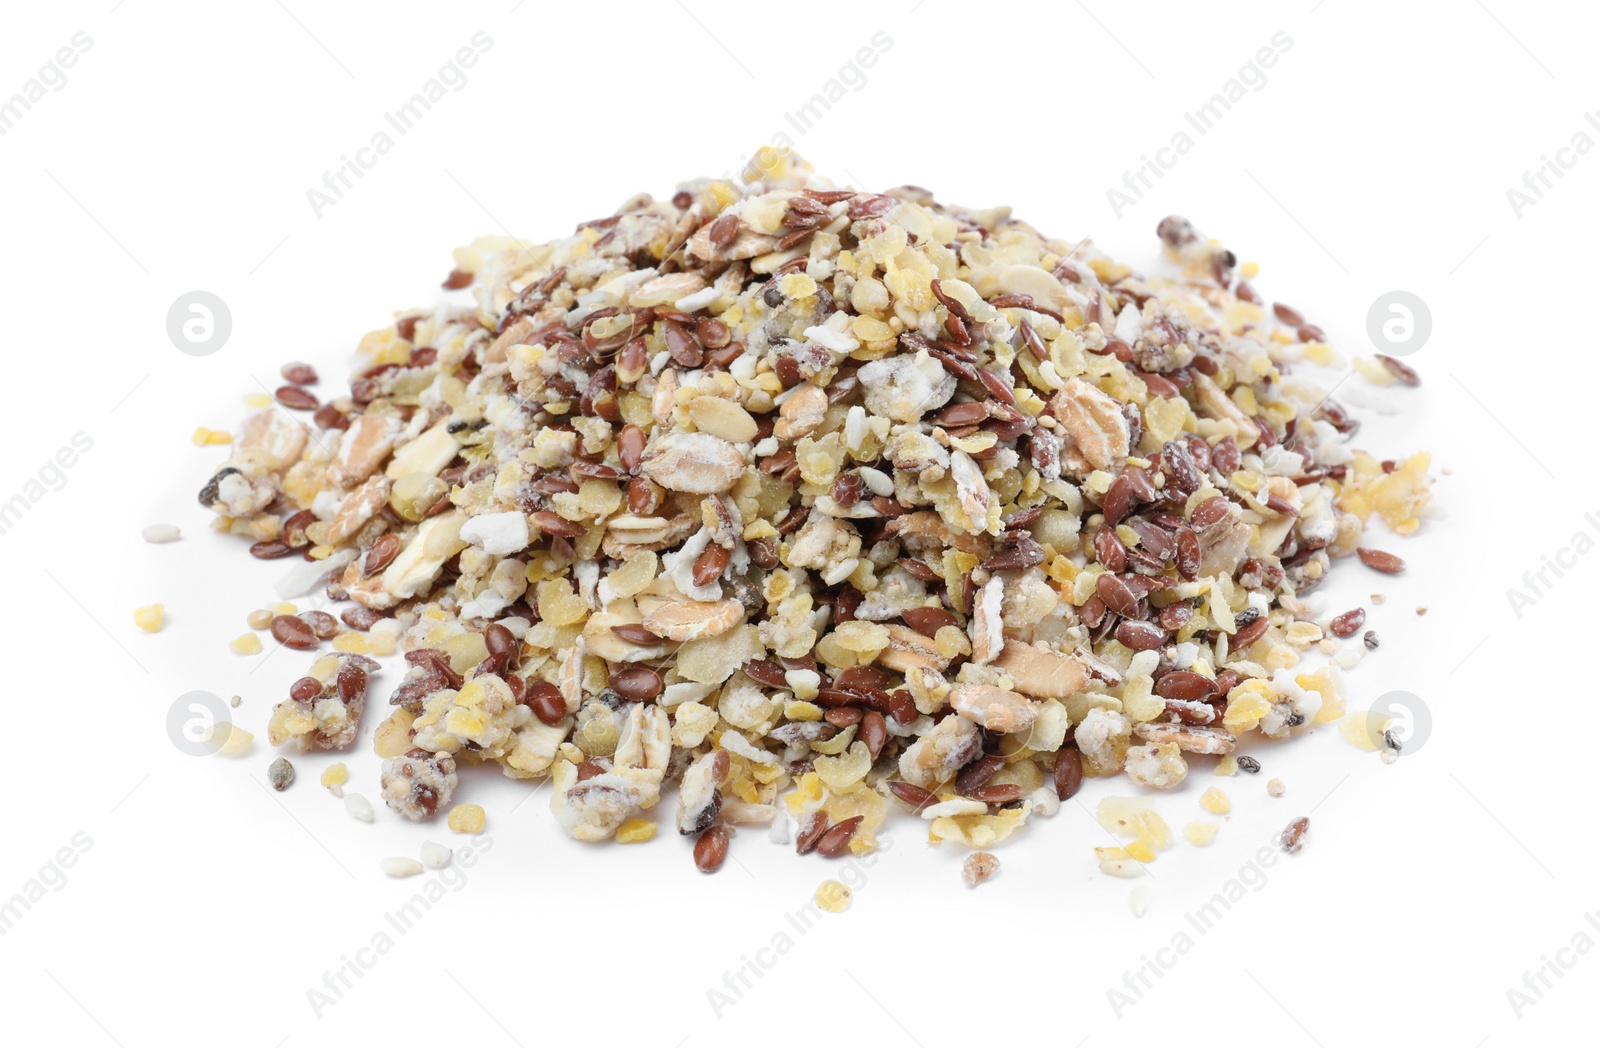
[201,153,1429,871]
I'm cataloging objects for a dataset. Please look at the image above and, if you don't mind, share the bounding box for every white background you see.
[0,1,1589,1045]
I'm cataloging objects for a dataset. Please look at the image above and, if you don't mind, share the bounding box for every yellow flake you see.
[1124,838,1157,862]
[779,273,817,299]
[1304,342,1337,366]
[1184,821,1219,846]
[229,633,262,655]
[1223,690,1271,734]
[1199,787,1231,815]
[1135,811,1173,851]
[616,819,657,843]
[332,632,370,654]
[934,624,970,660]
[321,763,349,789]
[191,427,232,446]
[1088,258,1131,283]
[447,804,486,833]
[243,393,274,409]
[374,708,415,758]
[1284,622,1323,647]
[1353,355,1394,385]
[134,603,165,633]
[1095,796,1153,835]
[832,620,890,658]
[536,579,589,627]
[1339,710,1385,751]
[814,880,852,913]
[783,701,823,722]
[204,722,251,757]
[850,315,894,343]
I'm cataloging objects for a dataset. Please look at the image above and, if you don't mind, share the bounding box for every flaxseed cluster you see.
[201,153,1429,872]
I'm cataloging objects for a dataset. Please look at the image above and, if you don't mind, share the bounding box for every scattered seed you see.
[795,811,831,855]
[1154,670,1216,701]
[1376,354,1420,386]
[609,666,663,702]
[381,857,425,878]
[274,385,319,411]
[524,680,568,726]
[1330,608,1367,638]
[302,610,338,639]
[362,534,401,577]
[267,757,295,791]
[1280,816,1310,854]
[420,841,453,869]
[815,816,864,857]
[888,781,938,813]
[707,212,740,251]
[969,783,1025,804]
[1054,747,1085,801]
[270,614,318,650]
[693,826,729,872]
[692,544,730,586]
[962,852,1000,887]
[1232,616,1270,649]
[249,539,294,560]
[483,623,518,664]
[280,361,319,385]
[142,523,180,543]
[902,605,959,637]
[1115,619,1167,651]
[1357,548,1406,574]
